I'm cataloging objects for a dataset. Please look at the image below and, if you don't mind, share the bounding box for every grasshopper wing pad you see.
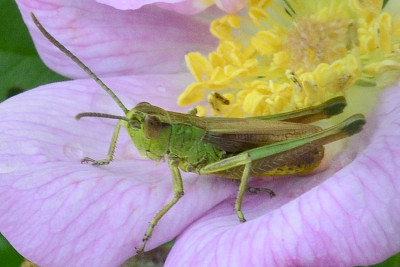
[223,144,324,179]
[202,118,321,153]
[213,114,366,179]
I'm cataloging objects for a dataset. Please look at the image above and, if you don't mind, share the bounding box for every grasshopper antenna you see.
[76,112,129,120]
[76,112,140,129]
[30,13,129,115]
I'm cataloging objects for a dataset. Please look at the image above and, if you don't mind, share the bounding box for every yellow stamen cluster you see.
[178,0,400,117]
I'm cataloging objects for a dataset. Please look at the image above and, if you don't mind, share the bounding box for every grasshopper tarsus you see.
[247,186,276,198]
[81,157,111,166]
[135,245,145,255]
[80,157,93,164]
[236,179,276,197]
[135,230,152,255]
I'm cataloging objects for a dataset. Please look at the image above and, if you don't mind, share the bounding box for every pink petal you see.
[156,0,247,15]
[95,0,241,15]
[95,0,184,11]
[16,0,217,78]
[155,0,215,15]
[166,84,400,266]
[0,74,233,266]
[215,0,246,14]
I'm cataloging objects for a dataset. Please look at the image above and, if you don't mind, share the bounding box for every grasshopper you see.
[31,13,366,254]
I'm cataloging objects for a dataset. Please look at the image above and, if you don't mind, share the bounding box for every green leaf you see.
[371,252,400,267]
[0,0,67,102]
[383,0,389,9]
[0,233,24,267]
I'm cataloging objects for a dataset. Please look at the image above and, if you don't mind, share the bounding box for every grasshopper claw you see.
[81,157,95,164]
[81,157,110,165]
[247,186,276,198]
[135,246,144,255]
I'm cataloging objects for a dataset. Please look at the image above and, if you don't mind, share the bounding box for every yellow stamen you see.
[179,0,400,117]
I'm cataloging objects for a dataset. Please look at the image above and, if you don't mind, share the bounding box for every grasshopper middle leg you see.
[136,160,184,254]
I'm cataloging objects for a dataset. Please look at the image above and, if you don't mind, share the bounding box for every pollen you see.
[178,0,400,117]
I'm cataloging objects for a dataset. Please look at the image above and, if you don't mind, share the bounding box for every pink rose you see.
[1,0,399,266]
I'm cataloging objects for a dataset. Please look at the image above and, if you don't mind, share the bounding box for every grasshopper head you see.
[76,102,172,161]
[127,102,172,139]
[125,102,172,160]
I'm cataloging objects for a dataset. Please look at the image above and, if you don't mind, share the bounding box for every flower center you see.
[285,17,349,70]
[178,0,400,117]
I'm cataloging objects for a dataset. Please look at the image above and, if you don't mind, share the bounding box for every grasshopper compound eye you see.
[144,115,163,139]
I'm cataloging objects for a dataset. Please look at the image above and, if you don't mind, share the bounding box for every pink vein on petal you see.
[16,0,218,78]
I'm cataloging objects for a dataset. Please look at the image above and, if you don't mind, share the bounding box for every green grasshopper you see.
[31,13,366,254]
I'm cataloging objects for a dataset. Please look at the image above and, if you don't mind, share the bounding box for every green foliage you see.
[383,0,389,8]
[371,252,400,267]
[0,0,66,102]
[0,234,24,267]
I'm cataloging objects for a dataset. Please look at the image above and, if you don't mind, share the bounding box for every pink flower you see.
[1,0,399,266]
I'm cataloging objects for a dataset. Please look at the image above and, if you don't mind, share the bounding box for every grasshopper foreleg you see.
[81,120,122,165]
[136,159,184,254]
